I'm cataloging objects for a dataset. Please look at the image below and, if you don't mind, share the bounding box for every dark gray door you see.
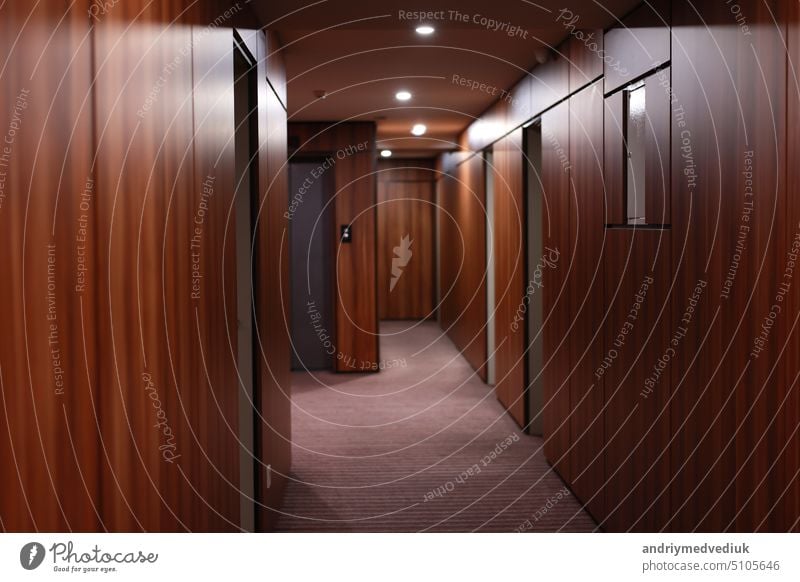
[289,161,333,370]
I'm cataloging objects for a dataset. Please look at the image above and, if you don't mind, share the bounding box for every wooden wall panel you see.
[567,80,605,520]
[729,1,787,534]
[466,99,510,153]
[439,150,471,176]
[90,1,282,532]
[266,30,287,109]
[438,155,487,380]
[288,122,379,371]
[436,0,798,534]
[541,102,573,480]
[506,74,535,133]
[492,130,526,426]
[256,32,291,529]
[784,0,800,533]
[531,40,571,117]
[569,31,604,93]
[190,22,239,531]
[669,0,786,532]
[667,5,733,529]
[0,0,288,534]
[604,0,671,94]
[377,160,436,320]
[94,1,198,530]
[0,0,99,532]
[602,230,671,532]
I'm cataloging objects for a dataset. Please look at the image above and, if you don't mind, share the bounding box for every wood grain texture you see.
[784,0,800,533]
[492,130,527,427]
[287,122,379,371]
[377,160,436,320]
[255,31,291,530]
[438,155,487,380]
[668,3,736,529]
[602,229,672,532]
[435,0,798,534]
[540,102,573,481]
[728,1,787,534]
[603,0,671,94]
[0,0,287,533]
[531,40,571,117]
[0,0,99,532]
[569,30,604,93]
[669,0,786,532]
[567,80,605,520]
[183,19,240,532]
[266,30,287,110]
[506,73,535,133]
[466,99,510,153]
[89,3,272,531]
[93,0,198,531]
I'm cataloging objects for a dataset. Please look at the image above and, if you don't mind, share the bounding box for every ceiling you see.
[252,1,641,157]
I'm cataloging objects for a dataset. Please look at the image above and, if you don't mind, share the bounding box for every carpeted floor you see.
[274,321,596,532]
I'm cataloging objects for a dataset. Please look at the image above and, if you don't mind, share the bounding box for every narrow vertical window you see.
[624,81,646,225]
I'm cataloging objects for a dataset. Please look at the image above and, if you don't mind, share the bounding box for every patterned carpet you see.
[275,321,596,532]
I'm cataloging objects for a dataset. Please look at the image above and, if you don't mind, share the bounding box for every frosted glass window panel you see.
[625,83,647,225]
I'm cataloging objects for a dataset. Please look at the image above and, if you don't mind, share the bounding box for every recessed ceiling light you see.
[380,149,393,158]
[415,25,435,35]
[411,124,427,136]
[395,90,412,101]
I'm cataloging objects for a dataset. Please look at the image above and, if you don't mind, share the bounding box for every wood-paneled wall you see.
[287,122,379,371]
[492,131,526,426]
[438,0,800,531]
[255,29,291,532]
[785,0,800,533]
[440,32,607,430]
[0,0,289,532]
[377,159,436,320]
[603,0,670,94]
[668,0,787,533]
[0,0,98,532]
[601,230,672,531]
[94,0,200,532]
[540,102,573,480]
[438,155,488,380]
[566,80,606,520]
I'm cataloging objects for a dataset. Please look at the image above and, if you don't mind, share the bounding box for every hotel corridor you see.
[276,321,594,532]
[4,5,800,575]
